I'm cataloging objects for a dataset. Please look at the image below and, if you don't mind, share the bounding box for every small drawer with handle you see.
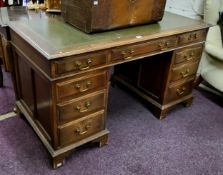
[56,70,108,102]
[165,80,194,103]
[170,61,199,82]
[58,110,105,147]
[174,45,203,65]
[178,29,207,45]
[57,90,106,123]
[54,51,107,76]
[111,36,177,62]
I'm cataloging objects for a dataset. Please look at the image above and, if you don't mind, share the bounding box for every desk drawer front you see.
[58,111,105,146]
[57,91,106,123]
[178,30,207,45]
[56,71,107,101]
[111,36,177,62]
[166,80,193,102]
[55,52,107,75]
[174,45,203,65]
[170,61,199,82]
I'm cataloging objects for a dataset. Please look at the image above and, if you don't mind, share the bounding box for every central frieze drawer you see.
[57,91,106,123]
[54,51,108,76]
[58,111,105,147]
[174,45,203,65]
[56,70,108,102]
[170,61,199,82]
[111,36,177,62]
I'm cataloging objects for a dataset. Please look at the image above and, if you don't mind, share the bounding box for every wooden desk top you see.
[9,12,209,60]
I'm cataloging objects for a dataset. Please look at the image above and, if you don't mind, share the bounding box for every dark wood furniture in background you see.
[0,57,3,87]
[0,6,28,87]
[0,35,4,87]
[9,12,209,168]
[4,0,22,6]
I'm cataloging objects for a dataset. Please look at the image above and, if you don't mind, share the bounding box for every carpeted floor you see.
[0,69,16,115]
[0,84,222,175]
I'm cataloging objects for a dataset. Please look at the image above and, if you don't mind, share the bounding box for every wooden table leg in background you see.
[0,65,3,87]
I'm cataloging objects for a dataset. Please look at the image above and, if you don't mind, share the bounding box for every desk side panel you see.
[11,31,57,147]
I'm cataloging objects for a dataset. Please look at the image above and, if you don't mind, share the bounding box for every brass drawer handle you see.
[75,122,92,135]
[184,51,195,61]
[180,68,190,78]
[158,41,170,51]
[187,33,197,41]
[75,59,92,71]
[190,51,195,57]
[130,0,137,3]
[177,86,186,95]
[121,49,134,60]
[75,101,91,113]
[75,81,92,92]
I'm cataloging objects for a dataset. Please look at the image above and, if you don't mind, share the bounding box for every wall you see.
[165,0,204,19]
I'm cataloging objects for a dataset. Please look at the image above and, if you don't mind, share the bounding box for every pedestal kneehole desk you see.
[9,12,209,168]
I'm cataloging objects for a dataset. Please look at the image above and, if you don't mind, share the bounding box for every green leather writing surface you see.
[9,12,209,59]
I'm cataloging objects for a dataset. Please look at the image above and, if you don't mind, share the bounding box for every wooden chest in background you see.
[61,0,167,33]
[46,0,61,12]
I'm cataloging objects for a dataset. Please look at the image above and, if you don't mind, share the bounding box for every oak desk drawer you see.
[55,52,107,75]
[57,91,106,123]
[58,111,105,147]
[111,36,177,62]
[174,45,203,65]
[170,61,199,82]
[165,80,193,103]
[56,70,108,101]
[178,30,207,45]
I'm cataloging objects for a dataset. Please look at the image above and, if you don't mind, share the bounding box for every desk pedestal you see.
[113,47,202,119]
